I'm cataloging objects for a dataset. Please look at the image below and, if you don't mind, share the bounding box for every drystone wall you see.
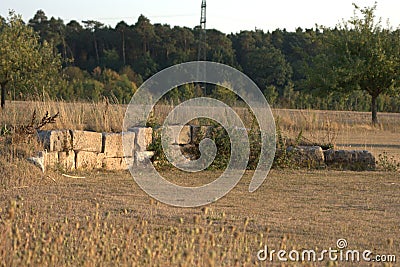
[31,125,376,172]
[33,128,154,172]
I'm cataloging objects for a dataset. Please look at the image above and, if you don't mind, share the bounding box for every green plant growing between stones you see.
[273,117,296,169]
[148,128,171,168]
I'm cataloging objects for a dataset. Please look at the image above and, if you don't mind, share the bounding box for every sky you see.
[1,0,400,33]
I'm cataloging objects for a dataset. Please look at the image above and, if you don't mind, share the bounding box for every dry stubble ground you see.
[0,167,399,265]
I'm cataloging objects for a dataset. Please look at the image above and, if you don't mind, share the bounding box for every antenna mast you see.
[197,0,207,95]
[198,0,207,61]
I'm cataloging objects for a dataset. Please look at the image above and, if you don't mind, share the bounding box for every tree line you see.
[1,3,399,124]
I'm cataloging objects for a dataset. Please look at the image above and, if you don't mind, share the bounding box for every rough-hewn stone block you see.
[34,151,58,170]
[75,151,104,170]
[37,130,72,151]
[166,144,199,161]
[130,127,153,152]
[287,146,325,168]
[102,132,135,157]
[71,130,102,152]
[58,150,75,171]
[44,151,59,168]
[102,157,132,171]
[324,149,376,170]
[134,151,155,164]
[163,125,191,145]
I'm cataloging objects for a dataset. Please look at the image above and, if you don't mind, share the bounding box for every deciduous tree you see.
[309,3,400,124]
[0,11,64,109]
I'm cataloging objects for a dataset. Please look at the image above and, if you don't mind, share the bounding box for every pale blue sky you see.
[1,0,399,33]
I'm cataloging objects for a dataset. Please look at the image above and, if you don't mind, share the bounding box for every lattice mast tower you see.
[197,0,207,95]
[198,0,207,62]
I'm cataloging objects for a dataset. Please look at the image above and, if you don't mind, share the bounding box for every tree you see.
[242,45,293,96]
[0,11,64,109]
[211,82,237,106]
[133,52,158,79]
[63,66,87,83]
[29,11,68,61]
[101,49,121,70]
[65,20,83,64]
[47,17,67,61]
[134,15,155,54]
[119,65,143,86]
[206,29,236,66]
[116,21,129,65]
[28,10,48,39]
[310,3,400,124]
[170,26,195,64]
[82,20,104,65]
[93,68,137,103]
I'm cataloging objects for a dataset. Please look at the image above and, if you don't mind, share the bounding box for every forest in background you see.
[1,5,400,118]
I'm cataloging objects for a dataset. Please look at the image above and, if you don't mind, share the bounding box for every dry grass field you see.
[1,100,399,266]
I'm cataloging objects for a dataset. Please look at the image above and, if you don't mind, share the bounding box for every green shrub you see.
[377,152,400,172]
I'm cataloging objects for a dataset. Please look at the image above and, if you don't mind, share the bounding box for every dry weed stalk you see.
[14,110,59,136]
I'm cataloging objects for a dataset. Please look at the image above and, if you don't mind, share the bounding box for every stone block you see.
[324,149,376,170]
[167,144,199,161]
[134,151,155,164]
[37,130,72,152]
[58,150,75,171]
[44,151,59,168]
[287,146,325,168]
[191,125,213,144]
[75,151,104,170]
[163,125,191,145]
[102,157,132,171]
[71,130,102,152]
[130,127,153,152]
[102,132,135,157]
[28,151,59,172]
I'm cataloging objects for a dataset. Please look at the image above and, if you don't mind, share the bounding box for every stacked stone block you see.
[324,149,376,170]
[102,132,135,170]
[36,128,152,171]
[286,146,325,168]
[70,130,104,170]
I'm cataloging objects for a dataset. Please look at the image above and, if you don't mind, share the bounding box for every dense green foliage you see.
[1,4,399,121]
[307,4,400,124]
[0,11,64,108]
